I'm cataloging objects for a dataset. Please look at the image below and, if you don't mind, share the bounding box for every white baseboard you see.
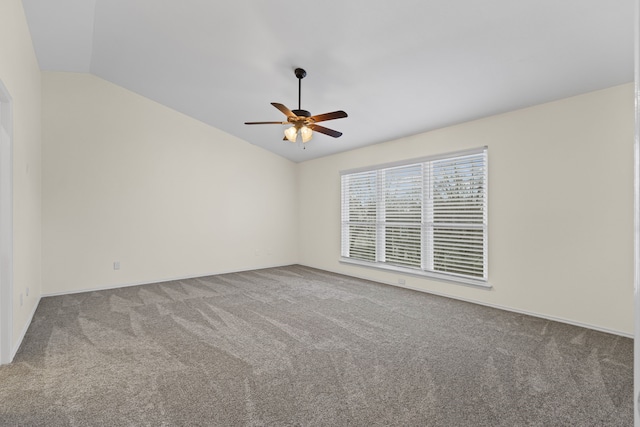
[11,295,41,361]
[300,264,633,339]
[41,263,294,298]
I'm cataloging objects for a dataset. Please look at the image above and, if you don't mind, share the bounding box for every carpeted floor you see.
[0,265,633,426]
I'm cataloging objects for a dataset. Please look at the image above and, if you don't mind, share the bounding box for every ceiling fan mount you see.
[245,67,348,143]
[294,68,307,80]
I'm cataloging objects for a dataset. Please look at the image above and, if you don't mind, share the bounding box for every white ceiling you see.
[22,0,634,163]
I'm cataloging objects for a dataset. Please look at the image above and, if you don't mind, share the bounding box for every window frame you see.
[340,147,490,289]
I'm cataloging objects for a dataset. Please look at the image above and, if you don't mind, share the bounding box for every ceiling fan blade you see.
[271,102,297,118]
[309,110,348,123]
[309,124,343,138]
[244,121,287,125]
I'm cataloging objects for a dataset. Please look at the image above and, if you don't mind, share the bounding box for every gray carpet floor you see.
[0,265,633,426]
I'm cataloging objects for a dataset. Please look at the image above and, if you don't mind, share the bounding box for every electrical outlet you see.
[398,278,406,285]
[113,261,120,270]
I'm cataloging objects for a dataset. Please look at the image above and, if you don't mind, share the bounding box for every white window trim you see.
[340,147,489,289]
[339,256,492,288]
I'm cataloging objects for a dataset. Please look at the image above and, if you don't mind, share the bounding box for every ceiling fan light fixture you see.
[284,126,298,142]
[300,125,313,143]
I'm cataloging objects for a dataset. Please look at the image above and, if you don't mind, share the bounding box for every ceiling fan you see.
[245,68,348,144]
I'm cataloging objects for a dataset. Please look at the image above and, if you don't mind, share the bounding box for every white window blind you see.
[341,170,377,262]
[341,147,488,284]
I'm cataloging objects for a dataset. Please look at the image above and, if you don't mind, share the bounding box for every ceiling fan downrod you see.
[293,68,309,117]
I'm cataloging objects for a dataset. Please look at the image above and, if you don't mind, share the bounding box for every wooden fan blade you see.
[309,110,348,123]
[244,121,286,125]
[271,102,297,118]
[309,124,342,138]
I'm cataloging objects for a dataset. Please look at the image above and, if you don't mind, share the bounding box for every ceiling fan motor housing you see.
[292,109,311,117]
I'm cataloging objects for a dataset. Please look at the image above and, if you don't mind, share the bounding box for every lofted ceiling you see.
[22,0,634,163]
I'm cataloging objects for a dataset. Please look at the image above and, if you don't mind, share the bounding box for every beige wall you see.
[42,72,298,294]
[298,84,634,336]
[0,0,43,350]
[30,45,637,338]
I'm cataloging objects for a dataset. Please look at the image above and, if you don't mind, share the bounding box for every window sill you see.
[339,257,492,289]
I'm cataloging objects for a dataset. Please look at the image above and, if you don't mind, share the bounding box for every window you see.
[341,147,488,286]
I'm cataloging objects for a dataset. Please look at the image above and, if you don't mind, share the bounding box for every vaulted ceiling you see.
[23,0,634,162]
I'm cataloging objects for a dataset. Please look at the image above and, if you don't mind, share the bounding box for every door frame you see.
[0,79,13,365]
